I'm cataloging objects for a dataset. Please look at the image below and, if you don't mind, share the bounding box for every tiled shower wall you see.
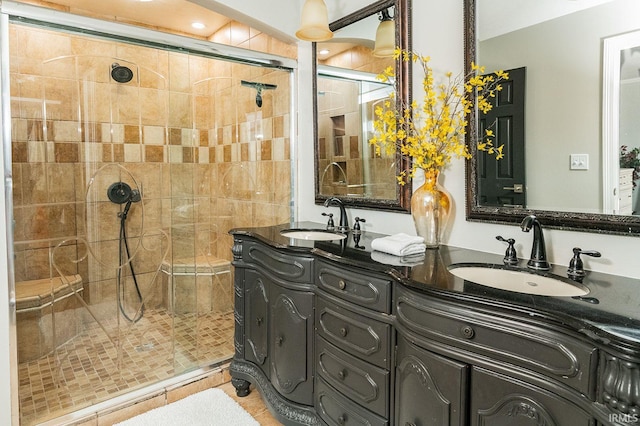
[8,17,292,365]
[10,23,291,287]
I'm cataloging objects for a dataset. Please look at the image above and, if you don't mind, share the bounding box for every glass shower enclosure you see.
[3,5,294,424]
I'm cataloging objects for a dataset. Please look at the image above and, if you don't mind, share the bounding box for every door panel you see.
[478,67,526,208]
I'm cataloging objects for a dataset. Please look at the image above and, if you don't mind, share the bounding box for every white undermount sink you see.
[280,229,347,241]
[448,264,589,297]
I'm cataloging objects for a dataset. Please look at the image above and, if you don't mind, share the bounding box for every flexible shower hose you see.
[117,208,145,323]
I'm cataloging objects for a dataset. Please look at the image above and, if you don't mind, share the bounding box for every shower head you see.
[241,80,277,107]
[111,63,133,83]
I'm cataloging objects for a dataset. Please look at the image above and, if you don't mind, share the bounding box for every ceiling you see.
[20,0,234,39]
[17,0,381,44]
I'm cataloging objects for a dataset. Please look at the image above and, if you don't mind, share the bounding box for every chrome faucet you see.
[520,215,550,271]
[323,197,349,233]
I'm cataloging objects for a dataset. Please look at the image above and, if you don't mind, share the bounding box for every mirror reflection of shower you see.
[321,161,348,186]
[107,182,144,322]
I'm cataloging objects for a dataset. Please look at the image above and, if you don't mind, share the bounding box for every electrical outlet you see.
[570,154,589,170]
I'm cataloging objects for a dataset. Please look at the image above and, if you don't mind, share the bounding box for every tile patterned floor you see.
[18,308,235,426]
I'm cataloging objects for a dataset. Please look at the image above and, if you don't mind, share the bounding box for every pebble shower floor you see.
[17,309,235,425]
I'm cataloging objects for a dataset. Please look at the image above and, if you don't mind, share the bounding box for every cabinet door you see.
[395,336,468,426]
[271,285,314,406]
[244,269,269,374]
[470,367,594,426]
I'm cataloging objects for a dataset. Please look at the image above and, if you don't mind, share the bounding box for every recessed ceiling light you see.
[192,22,206,30]
[319,49,330,55]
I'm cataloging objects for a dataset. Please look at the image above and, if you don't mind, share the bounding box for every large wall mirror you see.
[465,0,640,235]
[313,0,412,211]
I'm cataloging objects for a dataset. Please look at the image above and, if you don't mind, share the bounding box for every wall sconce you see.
[372,8,395,58]
[296,0,333,42]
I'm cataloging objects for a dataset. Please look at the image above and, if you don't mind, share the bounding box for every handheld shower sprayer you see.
[107,181,144,322]
[107,182,141,219]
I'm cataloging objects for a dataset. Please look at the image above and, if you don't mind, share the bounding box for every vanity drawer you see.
[317,337,389,418]
[242,240,313,283]
[395,286,597,396]
[316,297,391,369]
[315,377,388,426]
[316,260,391,313]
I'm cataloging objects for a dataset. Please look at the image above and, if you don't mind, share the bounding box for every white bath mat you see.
[115,388,259,426]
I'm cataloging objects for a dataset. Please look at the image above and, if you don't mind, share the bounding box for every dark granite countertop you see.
[230,221,640,354]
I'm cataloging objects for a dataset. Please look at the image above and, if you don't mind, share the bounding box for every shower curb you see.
[35,362,231,426]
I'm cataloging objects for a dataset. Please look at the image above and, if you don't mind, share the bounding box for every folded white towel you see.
[370,233,426,257]
[371,250,425,267]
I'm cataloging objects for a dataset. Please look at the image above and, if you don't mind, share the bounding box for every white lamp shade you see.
[373,19,395,57]
[296,0,333,42]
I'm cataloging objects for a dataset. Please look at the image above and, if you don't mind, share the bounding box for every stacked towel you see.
[371,250,425,267]
[370,233,426,257]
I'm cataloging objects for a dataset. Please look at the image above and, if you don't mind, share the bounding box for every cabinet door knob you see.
[461,325,475,339]
[338,414,347,425]
[338,369,347,380]
[339,327,348,337]
[256,317,263,326]
[276,336,284,346]
[338,280,346,290]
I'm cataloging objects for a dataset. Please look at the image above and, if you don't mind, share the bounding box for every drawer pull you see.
[338,369,347,380]
[340,327,348,337]
[338,414,347,425]
[256,317,263,326]
[276,336,284,346]
[461,325,475,339]
[338,280,346,290]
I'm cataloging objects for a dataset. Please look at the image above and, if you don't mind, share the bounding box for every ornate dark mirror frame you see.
[464,0,640,236]
[313,0,412,212]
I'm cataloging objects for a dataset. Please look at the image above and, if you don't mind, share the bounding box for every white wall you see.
[296,0,640,280]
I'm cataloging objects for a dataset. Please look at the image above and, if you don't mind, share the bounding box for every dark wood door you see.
[270,285,314,405]
[478,67,526,208]
[395,336,468,426]
[470,367,594,426]
[244,269,269,373]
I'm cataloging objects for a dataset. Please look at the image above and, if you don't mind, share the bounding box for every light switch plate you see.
[570,154,589,170]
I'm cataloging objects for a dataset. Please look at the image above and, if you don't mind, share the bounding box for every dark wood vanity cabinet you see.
[230,234,636,426]
[314,259,393,426]
[231,240,318,423]
[395,335,468,425]
[395,284,598,426]
[244,267,314,404]
[469,367,594,426]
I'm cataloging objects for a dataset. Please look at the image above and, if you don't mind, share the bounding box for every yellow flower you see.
[369,50,508,184]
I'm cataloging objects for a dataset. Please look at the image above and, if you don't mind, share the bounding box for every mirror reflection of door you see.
[478,67,526,208]
[619,45,640,215]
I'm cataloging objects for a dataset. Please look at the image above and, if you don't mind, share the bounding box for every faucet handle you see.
[567,247,601,280]
[496,235,518,265]
[353,217,366,233]
[322,212,335,230]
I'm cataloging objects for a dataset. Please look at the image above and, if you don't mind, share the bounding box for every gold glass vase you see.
[411,169,451,248]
